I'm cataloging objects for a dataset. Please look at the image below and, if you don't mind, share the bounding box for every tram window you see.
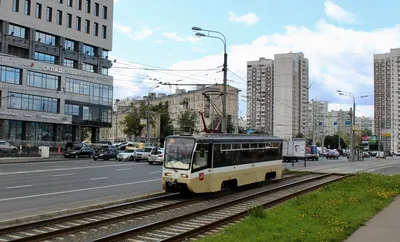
[242,144,249,149]
[258,143,264,148]
[193,144,208,171]
[250,143,258,149]
[232,144,240,149]
[222,144,231,150]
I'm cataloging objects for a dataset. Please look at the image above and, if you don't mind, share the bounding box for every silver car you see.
[135,147,155,161]
[148,149,164,165]
[0,141,17,153]
[116,150,136,161]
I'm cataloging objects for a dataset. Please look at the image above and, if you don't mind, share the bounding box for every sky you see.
[109,0,400,119]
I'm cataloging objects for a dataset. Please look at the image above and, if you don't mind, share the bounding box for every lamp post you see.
[192,26,228,133]
[337,90,368,161]
[147,84,160,145]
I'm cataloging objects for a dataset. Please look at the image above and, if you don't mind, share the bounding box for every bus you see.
[162,133,283,193]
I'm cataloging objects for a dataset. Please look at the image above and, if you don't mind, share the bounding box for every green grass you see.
[200,173,400,242]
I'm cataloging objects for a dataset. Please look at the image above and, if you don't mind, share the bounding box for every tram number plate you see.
[163,177,173,182]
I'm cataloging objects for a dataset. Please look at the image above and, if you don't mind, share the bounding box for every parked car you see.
[135,146,156,161]
[0,141,17,154]
[116,149,136,161]
[326,150,339,159]
[363,152,371,158]
[64,145,93,158]
[93,146,118,160]
[148,149,164,165]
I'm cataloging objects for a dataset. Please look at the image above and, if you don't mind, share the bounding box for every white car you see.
[116,149,136,161]
[148,149,164,165]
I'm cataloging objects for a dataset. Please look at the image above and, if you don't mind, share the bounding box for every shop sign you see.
[43,65,63,73]
[0,111,18,116]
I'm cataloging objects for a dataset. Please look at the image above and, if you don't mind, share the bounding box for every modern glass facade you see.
[65,78,113,106]
[8,92,59,113]
[27,71,60,90]
[0,65,22,85]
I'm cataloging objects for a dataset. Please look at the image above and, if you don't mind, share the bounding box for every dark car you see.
[93,146,118,161]
[64,145,93,158]
[326,150,339,159]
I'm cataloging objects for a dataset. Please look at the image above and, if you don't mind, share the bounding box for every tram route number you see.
[163,177,174,182]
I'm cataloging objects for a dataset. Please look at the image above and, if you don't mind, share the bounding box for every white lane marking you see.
[53,173,74,177]
[90,177,108,180]
[50,165,66,168]
[149,171,162,174]
[116,168,131,171]
[0,179,160,202]
[6,185,33,189]
[0,163,145,176]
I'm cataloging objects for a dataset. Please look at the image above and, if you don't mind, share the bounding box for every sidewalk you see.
[345,195,400,242]
[0,154,66,164]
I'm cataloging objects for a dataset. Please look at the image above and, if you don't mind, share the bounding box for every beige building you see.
[355,116,373,134]
[303,100,328,142]
[0,0,114,148]
[273,52,309,140]
[246,57,274,134]
[374,48,400,151]
[326,109,352,136]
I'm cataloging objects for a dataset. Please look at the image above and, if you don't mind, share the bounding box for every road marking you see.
[90,177,108,180]
[149,171,162,174]
[0,163,145,176]
[0,179,160,202]
[50,165,66,168]
[116,168,131,171]
[6,185,33,189]
[53,173,74,177]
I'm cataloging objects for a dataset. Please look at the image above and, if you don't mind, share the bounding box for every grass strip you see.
[200,173,400,242]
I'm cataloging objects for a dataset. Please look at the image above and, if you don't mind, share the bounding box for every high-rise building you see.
[0,0,114,147]
[246,57,274,134]
[304,100,328,142]
[326,109,352,137]
[355,116,374,134]
[273,52,309,140]
[373,48,400,152]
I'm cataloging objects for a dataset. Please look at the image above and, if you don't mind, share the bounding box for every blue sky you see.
[110,0,400,118]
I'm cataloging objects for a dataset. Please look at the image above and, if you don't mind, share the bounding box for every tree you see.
[227,115,235,133]
[295,133,304,138]
[362,129,373,136]
[178,109,198,133]
[316,141,321,147]
[151,101,174,142]
[82,127,91,141]
[120,106,145,138]
[324,135,347,149]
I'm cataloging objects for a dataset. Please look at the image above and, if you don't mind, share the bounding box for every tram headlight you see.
[181,174,188,178]
[164,172,172,176]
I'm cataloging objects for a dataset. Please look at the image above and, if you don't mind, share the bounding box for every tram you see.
[162,133,283,194]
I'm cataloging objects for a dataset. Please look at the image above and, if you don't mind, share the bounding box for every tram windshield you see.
[164,137,195,170]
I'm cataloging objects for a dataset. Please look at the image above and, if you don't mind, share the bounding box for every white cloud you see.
[228,11,260,25]
[329,103,373,118]
[324,0,357,24]
[113,23,153,40]
[114,0,119,3]
[162,32,200,43]
[192,46,207,53]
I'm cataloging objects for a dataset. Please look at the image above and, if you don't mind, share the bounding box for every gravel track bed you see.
[57,173,322,242]
[122,175,343,242]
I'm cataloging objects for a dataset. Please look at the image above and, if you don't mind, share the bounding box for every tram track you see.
[0,171,316,242]
[93,173,350,242]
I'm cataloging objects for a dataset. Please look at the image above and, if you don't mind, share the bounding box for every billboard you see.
[362,135,377,145]
[369,136,376,144]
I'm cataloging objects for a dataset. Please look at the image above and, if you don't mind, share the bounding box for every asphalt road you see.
[0,158,163,221]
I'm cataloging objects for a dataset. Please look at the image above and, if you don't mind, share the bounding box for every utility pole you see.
[222,52,228,134]
[312,99,316,145]
[338,120,341,149]
[114,112,118,142]
[147,95,150,145]
[349,108,354,161]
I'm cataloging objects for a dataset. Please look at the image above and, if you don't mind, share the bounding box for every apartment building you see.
[0,0,114,147]
[326,109,352,136]
[273,52,309,140]
[303,100,328,142]
[355,116,374,134]
[374,48,400,152]
[246,57,274,134]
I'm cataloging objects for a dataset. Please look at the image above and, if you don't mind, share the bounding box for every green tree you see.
[324,135,347,149]
[82,127,91,141]
[227,115,235,133]
[178,109,198,133]
[295,133,304,138]
[151,101,174,142]
[120,106,145,138]
[362,129,373,136]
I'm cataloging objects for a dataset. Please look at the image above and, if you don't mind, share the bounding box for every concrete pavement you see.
[0,160,163,221]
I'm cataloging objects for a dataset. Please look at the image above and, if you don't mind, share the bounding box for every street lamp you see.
[192,26,228,133]
[147,83,160,145]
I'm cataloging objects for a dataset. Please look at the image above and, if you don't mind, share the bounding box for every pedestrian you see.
[26,143,31,155]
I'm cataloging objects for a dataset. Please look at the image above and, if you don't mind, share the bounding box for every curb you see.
[0,190,166,227]
[0,158,65,164]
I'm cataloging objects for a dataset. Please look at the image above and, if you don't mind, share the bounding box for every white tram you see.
[162,133,283,194]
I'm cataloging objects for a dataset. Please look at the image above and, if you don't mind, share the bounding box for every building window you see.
[101,25,106,39]
[82,63,94,72]
[8,24,26,38]
[102,6,107,19]
[27,71,60,90]
[35,31,56,45]
[12,0,19,12]
[83,44,95,56]
[76,16,81,31]
[64,39,75,50]
[56,10,62,25]
[9,92,59,113]
[34,52,56,64]
[66,13,72,28]
[65,78,113,105]
[102,49,108,59]
[93,22,98,36]
[0,65,22,85]
[67,0,72,7]
[24,0,30,15]
[57,0,63,3]
[46,7,52,22]
[85,19,90,33]
[94,2,99,16]
[77,0,82,10]
[82,106,91,120]
[101,67,108,76]
[35,3,41,18]
[65,104,79,115]
[63,59,74,68]
[85,0,91,13]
